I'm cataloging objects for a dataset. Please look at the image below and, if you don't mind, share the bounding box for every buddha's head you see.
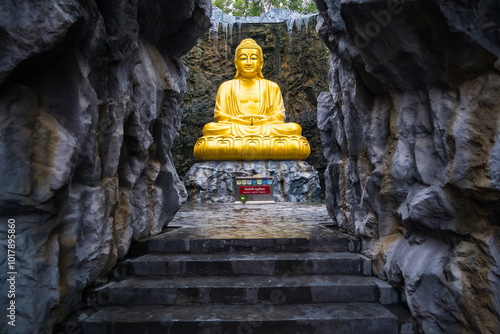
[234,38,264,79]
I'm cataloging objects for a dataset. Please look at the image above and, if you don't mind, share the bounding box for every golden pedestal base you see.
[193,135,311,161]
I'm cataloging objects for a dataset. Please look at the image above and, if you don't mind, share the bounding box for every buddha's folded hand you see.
[248,115,270,125]
[230,116,252,125]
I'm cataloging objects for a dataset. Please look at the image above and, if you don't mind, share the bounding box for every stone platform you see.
[130,203,357,250]
[184,160,321,203]
[80,203,417,334]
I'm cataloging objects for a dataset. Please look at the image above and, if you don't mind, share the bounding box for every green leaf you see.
[240,194,248,204]
[212,0,317,17]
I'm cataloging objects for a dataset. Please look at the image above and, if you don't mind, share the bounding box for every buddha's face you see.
[235,48,263,79]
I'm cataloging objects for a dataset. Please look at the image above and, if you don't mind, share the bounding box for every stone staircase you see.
[80,203,415,334]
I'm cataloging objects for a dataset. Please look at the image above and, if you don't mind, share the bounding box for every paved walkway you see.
[164,202,335,239]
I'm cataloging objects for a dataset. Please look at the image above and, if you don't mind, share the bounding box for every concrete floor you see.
[162,202,336,240]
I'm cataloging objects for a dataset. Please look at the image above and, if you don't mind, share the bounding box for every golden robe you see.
[202,79,302,136]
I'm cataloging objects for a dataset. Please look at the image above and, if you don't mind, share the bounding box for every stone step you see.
[81,303,398,334]
[89,274,398,306]
[114,252,372,277]
[128,232,361,256]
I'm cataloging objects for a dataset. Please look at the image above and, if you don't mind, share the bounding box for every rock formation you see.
[0,0,211,333]
[316,0,500,333]
[174,8,330,197]
[185,161,322,202]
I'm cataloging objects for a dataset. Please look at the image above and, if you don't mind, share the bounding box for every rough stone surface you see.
[0,1,211,333]
[316,0,500,333]
[184,161,322,202]
[173,11,330,197]
[211,6,316,24]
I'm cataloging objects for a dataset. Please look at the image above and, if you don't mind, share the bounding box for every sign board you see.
[239,186,270,195]
[235,176,274,203]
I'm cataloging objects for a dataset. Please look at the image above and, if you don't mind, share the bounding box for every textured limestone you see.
[184,161,322,202]
[211,6,316,24]
[174,11,330,197]
[0,0,210,333]
[316,0,500,333]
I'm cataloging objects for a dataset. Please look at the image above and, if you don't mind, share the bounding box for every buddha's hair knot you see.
[235,38,264,61]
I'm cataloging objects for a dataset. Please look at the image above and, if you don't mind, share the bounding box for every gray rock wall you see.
[316,0,500,333]
[185,161,322,202]
[0,0,211,333]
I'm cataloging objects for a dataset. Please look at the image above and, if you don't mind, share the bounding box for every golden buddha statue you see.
[193,38,310,161]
